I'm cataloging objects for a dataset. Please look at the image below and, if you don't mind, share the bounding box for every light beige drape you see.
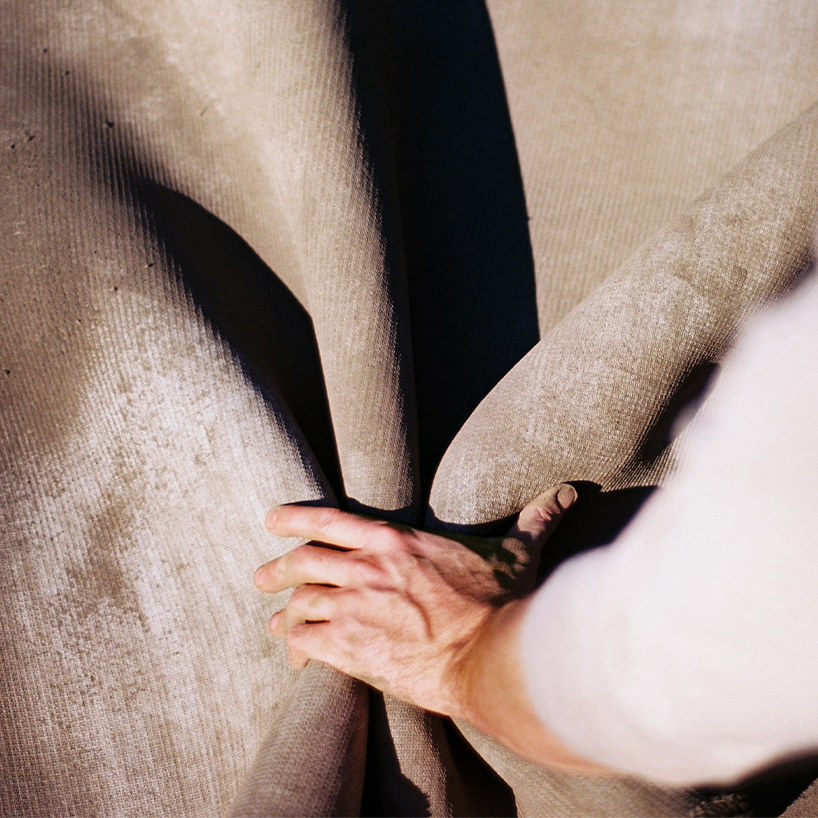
[2,1,817,815]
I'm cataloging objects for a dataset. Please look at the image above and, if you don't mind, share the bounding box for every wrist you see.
[449,599,529,728]
[449,597,613,775]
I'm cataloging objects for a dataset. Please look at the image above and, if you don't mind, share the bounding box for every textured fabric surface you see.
[454,721,697,818]
[428,103,818,532]
[488,0,818,334]
[2,0,817,815]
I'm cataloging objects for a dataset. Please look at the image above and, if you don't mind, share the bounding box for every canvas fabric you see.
[1,1,817,816]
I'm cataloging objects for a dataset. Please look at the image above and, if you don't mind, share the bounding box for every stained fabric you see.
[1,1,817,816]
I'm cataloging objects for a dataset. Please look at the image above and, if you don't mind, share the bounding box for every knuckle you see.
[370,553,411,591]
[288,623,308,645]
[527,504,553,526]
[360,560,385,585]
[288,544,309,570]
[290,584,311,607]
[377,525,409,553]
[334,613,357,644]
[383,547,413,572]
[275,551,292,579]
[314,507,341,533]
[280,544,311,580]
[534,501,559,524]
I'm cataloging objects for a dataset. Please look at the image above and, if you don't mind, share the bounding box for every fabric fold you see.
[4,0,818,815]
[428,101,818,531]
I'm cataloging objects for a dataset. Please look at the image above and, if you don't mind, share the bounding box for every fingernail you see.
[557,484,578,510]
[265,508,279,530]
[254,565,266,588]
[268,612,280,633]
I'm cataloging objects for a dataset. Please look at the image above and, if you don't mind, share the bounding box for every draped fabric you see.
[2,1,817,815]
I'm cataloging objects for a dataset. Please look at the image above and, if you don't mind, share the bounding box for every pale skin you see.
[254,483,611,775]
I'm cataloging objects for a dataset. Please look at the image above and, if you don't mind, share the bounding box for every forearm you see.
[454,598,611,776]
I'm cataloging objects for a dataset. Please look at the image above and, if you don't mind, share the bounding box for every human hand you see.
[254,484,577,720]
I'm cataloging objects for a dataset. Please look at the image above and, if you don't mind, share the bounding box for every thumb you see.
[508,483,577,548]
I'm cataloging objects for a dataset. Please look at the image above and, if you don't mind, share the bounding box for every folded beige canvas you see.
[2,1,817,816]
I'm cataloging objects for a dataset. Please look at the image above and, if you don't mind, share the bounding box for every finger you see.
[508,483,577,548]
[287,643,310,670]
[269,585,339,635]
[287,621,381,690]
[268,610,284,636]
[287,621,345,674]
[255,543,360,593]
[267,616,311,670]
[265,505,388,550]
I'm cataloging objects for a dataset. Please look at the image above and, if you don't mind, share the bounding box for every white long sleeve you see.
[521,274,818,786]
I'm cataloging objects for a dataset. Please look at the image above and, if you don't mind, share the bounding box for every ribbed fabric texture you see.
[2,1,817,815]
[429,104,818,531]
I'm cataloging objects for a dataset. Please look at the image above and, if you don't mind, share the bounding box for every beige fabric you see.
[229,662,368,817]
[429,103,818,530]
[488,0,818,334]
[2,0,817,815]
[454,721,697,818]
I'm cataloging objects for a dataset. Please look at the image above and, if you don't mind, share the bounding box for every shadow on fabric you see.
[538,483,657,583]
[360,690,517,818]
[344,0,541,498]
[136,182,345,501]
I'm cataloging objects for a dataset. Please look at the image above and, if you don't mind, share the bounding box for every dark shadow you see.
[633,260,817,476]
[360,690,433,817]
[695,750,818,817]
[635,361,720,466]
[137,182,345,501]
[67,58,346,501]
[537,482,657,584]
[360,691,517,817]
[440,719,518,817]
[344,0,541,497]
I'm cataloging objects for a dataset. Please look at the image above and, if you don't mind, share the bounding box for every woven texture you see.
[2,1,817,815]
